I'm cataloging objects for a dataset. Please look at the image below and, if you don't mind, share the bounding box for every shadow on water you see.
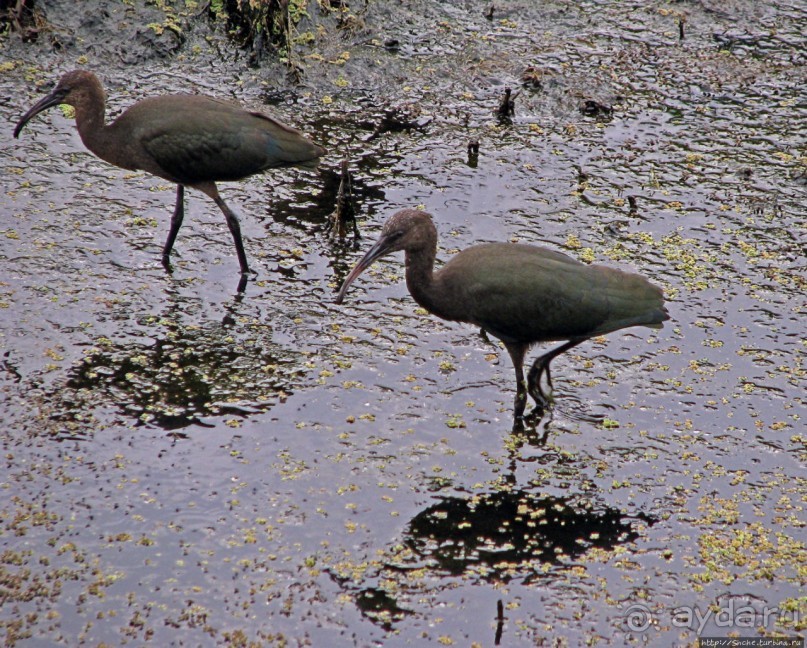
[39,291,308,438]
[403,492,652,581]
[268,103,430,234]
[268,162,387,233]
[338,490,654,628]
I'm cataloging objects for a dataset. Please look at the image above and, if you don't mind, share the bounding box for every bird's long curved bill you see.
[13,90,64,139]
[334,236,393,304]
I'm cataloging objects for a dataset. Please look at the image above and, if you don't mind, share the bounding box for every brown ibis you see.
[13,70,326,276]
[335,209,669,419]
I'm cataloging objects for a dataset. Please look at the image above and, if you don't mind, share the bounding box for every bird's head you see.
[14,70,103,139]
[335,209,436,304]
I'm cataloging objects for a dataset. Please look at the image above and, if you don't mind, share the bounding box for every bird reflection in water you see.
[343,489,654,637]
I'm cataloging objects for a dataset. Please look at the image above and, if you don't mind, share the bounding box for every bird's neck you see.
[404,245,441,314]
[73,86,116,166]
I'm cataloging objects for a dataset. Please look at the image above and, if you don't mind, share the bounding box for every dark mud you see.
[0,0,804,645]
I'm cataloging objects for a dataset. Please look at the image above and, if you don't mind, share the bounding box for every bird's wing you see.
[122,95,320,184]
[246,110,325,169]
[438,243,664,344]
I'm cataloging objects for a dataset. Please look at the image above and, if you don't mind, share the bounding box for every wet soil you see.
[0,0,805,645]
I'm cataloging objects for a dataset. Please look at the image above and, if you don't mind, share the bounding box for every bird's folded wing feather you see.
[437,243,664,343]
[124,95,320,184]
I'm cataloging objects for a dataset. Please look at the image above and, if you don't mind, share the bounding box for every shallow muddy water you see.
[0,0,804,645]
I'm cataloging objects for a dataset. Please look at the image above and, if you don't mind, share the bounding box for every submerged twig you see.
[327,156,359,242]
[494,599,505,645]
[497,87,516,119]
[467,140,480,167]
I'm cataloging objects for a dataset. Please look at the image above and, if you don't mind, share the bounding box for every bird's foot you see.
[478,328,500,350]
[528,386,554,412]
[235,266,258,293]
[526,360,554,407]
[511,406,551,445]
[161,254,174,273]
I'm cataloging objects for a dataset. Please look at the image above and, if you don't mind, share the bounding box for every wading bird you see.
[14,70,325,278]
[336,209,669,420]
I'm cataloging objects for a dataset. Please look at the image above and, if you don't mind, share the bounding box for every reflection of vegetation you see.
[337,491,652,627]
[56,316,305,434]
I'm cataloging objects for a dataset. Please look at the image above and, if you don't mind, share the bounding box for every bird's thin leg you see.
[197,182,252,276]
[478,327,498,349]
[527,339,584,407]
[504,343,528,421]
[514,365,527,420]
[162,184,185,269]
[212,195,251,275]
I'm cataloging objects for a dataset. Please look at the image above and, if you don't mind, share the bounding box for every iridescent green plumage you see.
[14,70,325,278]
[337,209,669,419]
